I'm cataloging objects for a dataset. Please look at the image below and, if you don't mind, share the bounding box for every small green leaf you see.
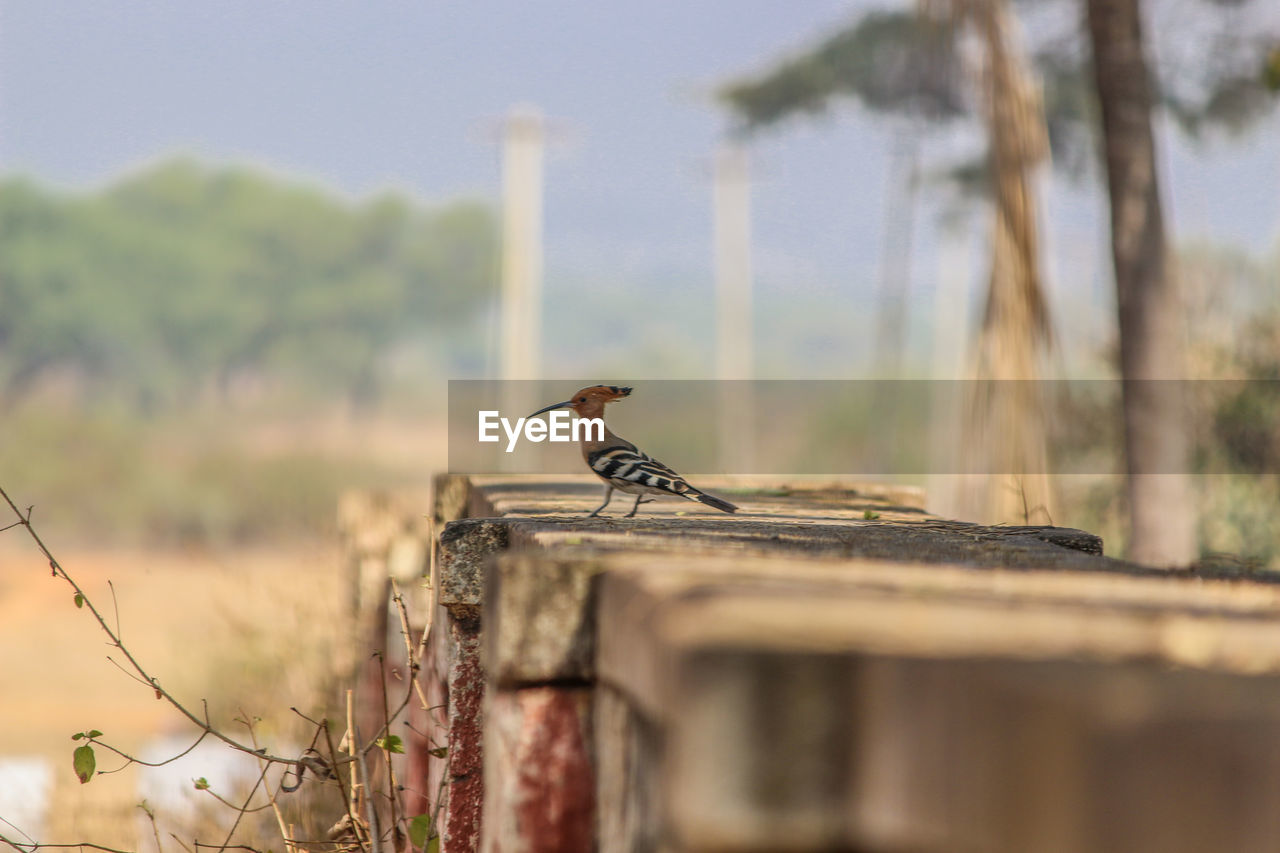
[408,814,432,849]
[426,835,440,853]
[73,744,96,783]
[74,592,84,609]
[71,733,83,741]
[863,509,880,520]
[376,734,404,754]
[88,729,103,738]
[1264,46,1280,92]
[193,777,210,790]
[428,746,448,759]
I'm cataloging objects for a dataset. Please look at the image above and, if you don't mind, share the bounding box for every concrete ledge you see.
[485,551,605,686]
[415,476,1280,853]
[594,555,1280,851]
[435,519,509,617]
[482,686,595,853]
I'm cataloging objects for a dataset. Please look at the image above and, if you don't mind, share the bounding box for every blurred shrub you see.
[0,159,497,412]
[0,406,403,546]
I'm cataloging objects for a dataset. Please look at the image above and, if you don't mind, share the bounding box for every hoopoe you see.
[527,385,739,518]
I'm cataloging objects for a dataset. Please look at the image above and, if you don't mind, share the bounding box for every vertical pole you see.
[927,219,973,520]
[499,106,544,470]
[714,145,753,381]
[874,126,920,378]
[713,144,755,474]
[500,105,544,383]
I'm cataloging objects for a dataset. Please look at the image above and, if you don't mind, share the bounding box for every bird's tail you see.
[693,490,738,514]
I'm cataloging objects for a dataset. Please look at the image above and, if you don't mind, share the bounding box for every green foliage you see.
[720,2,1280,187]
[720,10,966,130]
[1058,242,1280,567]
[408,814,433,849]
[376,734,404,754]
[72,743,96,783]
[1265,46,1280,91]
[1214,383,1280,473]
[0,405,407,545]
[0,159,497,411]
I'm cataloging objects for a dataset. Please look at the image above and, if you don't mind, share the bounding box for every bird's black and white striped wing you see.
[587,445,698,499]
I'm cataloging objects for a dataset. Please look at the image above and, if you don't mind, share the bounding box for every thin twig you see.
[213,762,271,853]
[168,834,195,853]
[0,485,301,768]
[138,801,163,853]
[1,837,134,853]
[0,819,36,846]
[90,731,211,772]
[354,723,381,853]
[376,654,403,847]
[107,580,122,641]
[242,711,298,853]
[390,581,433,717]
[104,654,157,688]
[323,718,369,853]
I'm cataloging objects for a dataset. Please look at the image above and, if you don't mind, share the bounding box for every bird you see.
[527,385,739,518]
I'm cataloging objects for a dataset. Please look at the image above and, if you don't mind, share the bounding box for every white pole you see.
[500,105,544,382]
[713,144,755,475]
[714,144,753,381]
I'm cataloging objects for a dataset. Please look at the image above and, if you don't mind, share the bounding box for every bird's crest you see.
[568,384,631,410]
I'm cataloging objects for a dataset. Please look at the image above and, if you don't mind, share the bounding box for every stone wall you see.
[403,474,1280,852]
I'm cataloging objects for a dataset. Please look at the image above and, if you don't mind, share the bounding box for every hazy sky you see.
[0,0,1275,364]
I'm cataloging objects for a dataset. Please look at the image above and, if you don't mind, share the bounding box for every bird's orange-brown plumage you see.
[527,385,738,518]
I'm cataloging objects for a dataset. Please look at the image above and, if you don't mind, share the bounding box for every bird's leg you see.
[587,485,614,518]
[624,495,654,518]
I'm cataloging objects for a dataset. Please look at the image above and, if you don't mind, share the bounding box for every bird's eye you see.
[577,397,586,403]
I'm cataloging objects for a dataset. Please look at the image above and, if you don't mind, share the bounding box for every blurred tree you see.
[0,160,497,412]
[719,0,1279,559]
[722,10,966,375]
[723,0,1057,525]
[1086,0,1195,565]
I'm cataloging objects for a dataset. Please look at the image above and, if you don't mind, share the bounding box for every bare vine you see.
[0,485,449,853]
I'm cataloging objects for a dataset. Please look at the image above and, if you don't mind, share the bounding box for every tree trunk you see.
[1086,0,1197,566]
[930,0,1056,526]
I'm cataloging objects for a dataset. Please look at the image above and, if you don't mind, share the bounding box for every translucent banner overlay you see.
[447,380,1280,475]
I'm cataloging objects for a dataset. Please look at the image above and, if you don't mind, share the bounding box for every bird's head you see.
[528,384,632,418]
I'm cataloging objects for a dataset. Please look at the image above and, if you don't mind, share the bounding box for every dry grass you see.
[0,540,347,844]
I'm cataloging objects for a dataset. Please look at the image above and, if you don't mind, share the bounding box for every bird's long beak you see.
[527,400,574,419]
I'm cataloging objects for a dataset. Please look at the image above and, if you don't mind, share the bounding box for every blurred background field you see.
[2,160,1278,554]
[0,0,1278,846]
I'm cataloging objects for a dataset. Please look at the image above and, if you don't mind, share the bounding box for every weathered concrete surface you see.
[594,555,1280,852]
[440,614,484,853]
[436,519,509,618]
[485,551,604,686]
[436,476,1128,692]
[459,475,1090,556]
[481,687,595,853]
[594,685,662,853]
[424,475,1280,853]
